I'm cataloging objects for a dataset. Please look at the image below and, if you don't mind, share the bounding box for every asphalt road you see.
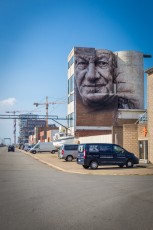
[0,147,153,230]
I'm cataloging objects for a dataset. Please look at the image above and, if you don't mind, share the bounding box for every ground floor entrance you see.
[139,140,148,163]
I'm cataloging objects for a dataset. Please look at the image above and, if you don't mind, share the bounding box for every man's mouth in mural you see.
[82,84,107,93]
[83,84,106,87]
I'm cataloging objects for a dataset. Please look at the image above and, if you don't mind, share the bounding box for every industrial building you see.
[18,113,46,144]
[67,47,152,163]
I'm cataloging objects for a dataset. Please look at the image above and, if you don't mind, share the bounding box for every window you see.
[100,145,112,153]
[68,56,74,69]
[65,145,78,150]
[35,144,40,149]
[68,113,74,127]
[113,145,124,153]
[78,145,84,153]
[68,94,74,104]
[68,74,74,94]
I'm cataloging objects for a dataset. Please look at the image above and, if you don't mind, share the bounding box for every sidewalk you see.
[23,151,153,176]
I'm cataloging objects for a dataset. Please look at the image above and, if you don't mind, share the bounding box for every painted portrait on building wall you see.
[75,48,117,110]
[73,47,144,127]
[74,47,143,111]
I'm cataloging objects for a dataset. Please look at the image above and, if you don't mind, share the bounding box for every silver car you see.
[58,144,79,161]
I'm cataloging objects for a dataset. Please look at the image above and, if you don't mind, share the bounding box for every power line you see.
[0,115,68,120]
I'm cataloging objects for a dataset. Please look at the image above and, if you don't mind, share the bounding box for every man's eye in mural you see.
[78,61,88,69]
[96,60,109,68]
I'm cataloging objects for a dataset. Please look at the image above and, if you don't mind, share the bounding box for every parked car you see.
[58,144,79,161]
[26,144,35,152]
[24,143,31,151]
[21,145,25,150]
[8,145,15,152]
[77,143,139,169]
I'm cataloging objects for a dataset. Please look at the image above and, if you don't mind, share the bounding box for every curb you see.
[25,152,89,175]
[22,150,153,176]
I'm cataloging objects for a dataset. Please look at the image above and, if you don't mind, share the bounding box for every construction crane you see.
[5,110,20,146]
[33,96,65,127]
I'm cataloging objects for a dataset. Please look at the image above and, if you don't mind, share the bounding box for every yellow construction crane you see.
[33,96,65,127]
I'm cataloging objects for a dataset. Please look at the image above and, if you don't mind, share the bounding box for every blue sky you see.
[0,0,153,143]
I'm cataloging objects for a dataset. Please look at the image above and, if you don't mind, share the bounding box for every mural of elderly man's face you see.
[75,49,116,106]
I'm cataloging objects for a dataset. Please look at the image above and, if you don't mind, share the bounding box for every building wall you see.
[68,48,75,132]
[46,129,59,142]
[138,123,148,140]
[115,51,144,109]
[35,126,58,143]
[123,124,139,157]
[67,47,145,136]
[79,134,112,144]
[39,131,45,142]
[75,130,111,138]
[28,135,35,145]
[147,68,153,163]
[112,126,123,147]
[35,127,45,143]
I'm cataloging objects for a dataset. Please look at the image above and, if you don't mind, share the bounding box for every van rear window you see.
[78,145,84,152]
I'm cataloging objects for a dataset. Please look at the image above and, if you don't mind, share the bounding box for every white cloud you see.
[0,98,16,106]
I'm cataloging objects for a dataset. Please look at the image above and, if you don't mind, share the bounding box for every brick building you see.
[29,125,58,144]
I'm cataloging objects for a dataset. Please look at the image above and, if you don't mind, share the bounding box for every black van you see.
[77,143,139,169]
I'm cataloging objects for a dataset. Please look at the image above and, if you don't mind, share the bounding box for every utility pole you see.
[5,110,19,146]
[33,96,65,127]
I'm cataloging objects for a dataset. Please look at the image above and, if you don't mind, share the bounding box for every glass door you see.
[139,140,148,163]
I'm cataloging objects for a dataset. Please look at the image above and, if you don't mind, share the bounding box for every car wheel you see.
[126,160,133,168]
[118,165,124,168]
[83,165,89,169]
[33,151,36,154]
[51,150,55,154]
[90,161,98,169]
[66,155,73,162]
